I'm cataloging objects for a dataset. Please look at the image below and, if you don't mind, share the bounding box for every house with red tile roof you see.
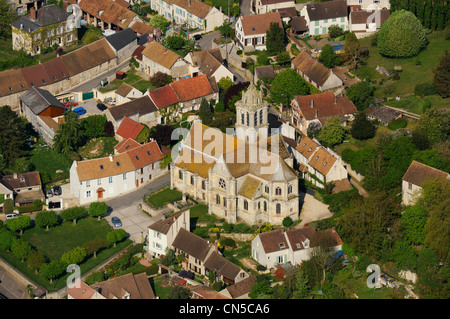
[114,138,142,154]
[252,0,296,15]
[70,140,169,204]
[290,91,357,135]
[115,116,145,141]
[235,12,283,51]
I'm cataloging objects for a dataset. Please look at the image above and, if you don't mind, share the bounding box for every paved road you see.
[197,31,219,51]
[240,0,252,16]
[0,266,29,299]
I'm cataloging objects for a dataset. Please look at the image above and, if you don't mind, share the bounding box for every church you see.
[170,84,300,225]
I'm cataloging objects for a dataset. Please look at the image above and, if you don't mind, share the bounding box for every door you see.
[136,179,139,187]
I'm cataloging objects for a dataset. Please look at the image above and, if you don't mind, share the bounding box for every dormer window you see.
[323,162,327,167]
[100,165,104,170]
[116,162,120,166]
[147,151,151,156]
[302,143,306,147]
[279,243,285,249]
[315,156,319,161]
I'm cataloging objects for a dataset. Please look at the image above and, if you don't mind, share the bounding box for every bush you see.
[388,117,407,130]
[256,265,267,271]
[219,237,236,248]
[415,83,437,97]
[282,217,293,228]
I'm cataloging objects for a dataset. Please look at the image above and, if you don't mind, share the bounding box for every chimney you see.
[74,161,77,168]
[310,99,314,108]
[30,7,36,22]
[315,110,318,119]
[214,240,218,253]
[13,173,17,179]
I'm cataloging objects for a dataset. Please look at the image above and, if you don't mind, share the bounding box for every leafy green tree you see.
[88,202,109,220]
[218,76,234,93]
[276,51,291,66]
[266,22,286,56]
[0,0,19,39]
[415,109,450,146]
[346,80,374,111]
[0,106,29,167]
[60,206,87,225]
[39,260,66,283]
[27,250,46,274]
[282,217,293,228]
[317,116,347,148]
[61,246,87,265]
[295,267,310,298]
[390,240,417,270]
[107,229,127,247]
[350,112,376,140]
[377,10,428,58]
[344,32,361,68]
[0,228,15,251]
[149,14,170,33]
[413,149,450,173]
[270,69,309,107]
[35,210,59,231]
[11,239,31,262]
[84,238,109,258]
[168,285,190,299]
[53,110,83,156]
[433,50,450,98]
[328,24,344,38]
[249,275,273,299]
[218,21,234,38]
[81,115,106,140]
[401,206,428,245]
[319,44,340,68]
[6,215,31,235]
[198,98,213,125]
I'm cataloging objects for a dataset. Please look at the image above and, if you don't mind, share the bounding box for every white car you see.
[5,213,18,220]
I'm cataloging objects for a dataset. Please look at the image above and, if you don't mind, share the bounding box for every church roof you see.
[235,83,266,112]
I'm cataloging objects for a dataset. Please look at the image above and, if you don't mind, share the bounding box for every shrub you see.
[388,117,407,130]
[415,83,437,97]
[219,237,236,248]
[282,217,293,228]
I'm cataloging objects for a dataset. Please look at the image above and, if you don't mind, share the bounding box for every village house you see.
[346,0,391,11]
[115,83,143,105]
[401,161,449,206]
[299,0,348,36]
[251,0,295,15]
[290,91,358,135]
[291,51,343,91]
[141,40,191,80]
[114,116,145,142]
[9,0,45,15]
[235,12,283,51]
[184,49,234,83]
[104,28,139,63]
[251,225,343,269]
[69,140,168,204]
[11,5,78,56]
[349,8,390,35]
[218,275,257,299]
[293,136,350,190]
[19,86,67,146]
[150,0,227,32]
[365,105,402,125]
[171,228,248,285]
[147,210,190,258]
[106,95,159,130]
[0,176,14,205]
[67,273,156,299]
[1,172,45,207]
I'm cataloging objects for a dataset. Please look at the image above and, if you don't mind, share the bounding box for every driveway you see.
[240,0,252,16]
[77,99,105,120]
[297,192,333,227]
[104,174,170,243]
[197,31,219,51]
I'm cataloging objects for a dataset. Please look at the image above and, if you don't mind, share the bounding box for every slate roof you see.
[402,161,449,187]
[19,86,66,115]
[11,4,70,33]
[204,251,242,281]
[239,12,283,36]
[172,228,212,261]
[222,275,257,299]
[108,95,158,121]
[305,0,347,21]
[105,28,137,51]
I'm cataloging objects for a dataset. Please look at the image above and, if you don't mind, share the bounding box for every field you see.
[354,30,449,113]
[146,187,183,208]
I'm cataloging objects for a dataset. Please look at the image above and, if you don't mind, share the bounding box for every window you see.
[241,111,244,124]
[276,203,281,214]
[275,187,282,196]
[223,197,227,207]
[288,185,292,194]
[202,180,206,190]
[86,191,91,198]
[315,21,319,26]
[123,173,127,180]
[190,176,194,185]
[179,170,183,180]
[86,180,90,187]
[265,186,269,193]
[259,109,263,125]
[218,178,226,190]
[216,194,220,205]
[246,112,249,126]
[109,176,113,183]
[254,111,257,126]
[244,200,248,210]
[98,179,101,185]
[408,182,412,190]
[264,201,267,211]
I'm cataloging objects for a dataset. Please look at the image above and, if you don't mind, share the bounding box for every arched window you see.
[288,185,292,194]
[223,197,227,207]
[246,112,249,126]
[254,111,257,127]
[275,187,282,196]
[244,199,248,210]
[264,201,267,211]
[216,194,220,205]
[259,109,263,125]
[178,170,183,180]
[241,111,244,124]
[202,180,206,190]
[276,203,281,214]
[218,178,226,190]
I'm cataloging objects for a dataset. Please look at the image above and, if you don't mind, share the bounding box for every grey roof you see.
[306,0,347,21]
[11,5,70,33]
[172,228,212,261]
[204,251,242,281]
[19,86,65,115]
[108,95,158,121]
[105,28,138,51]
[255,65,275,80]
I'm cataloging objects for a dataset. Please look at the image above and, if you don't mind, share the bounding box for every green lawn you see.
[146,187,183,208]
[354,30,449,112]
[99,69,156,93]
[78,136,118,160]
[149,276,173,299]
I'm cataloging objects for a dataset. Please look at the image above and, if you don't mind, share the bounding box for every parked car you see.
[46,189,53,198]
[63,101,78,108]
[53,185,62,196]
[97,103,107,111]
[193,34,202,40]
[6,213,18,220]
[111,216,122,227]
[73,107,86,115]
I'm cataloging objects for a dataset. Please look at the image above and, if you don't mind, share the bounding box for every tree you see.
[344,32,361,68]
[150,71,172,88]
[218,76,234,93]
[53,110,82,156]
[35,210,59,231]
[390,240,417,270]
[149,124,175,146]
[88,202,109,220]
[377,10,427,58]
[317,116,347,148]
[60,206,87,225]
[0,106,29,167]
[84,238,109,258]
[104,120,115,137]
[346,81,374,112]
[295,267,310,298]
[61,246,87,265]
[319,44,340,68]
[433,50,450,98]
[168,285,190,299]
[11,239,31,262]
[198,98,213,125]
[27,250,46,274]
[0,0,19,39]
[81,115,106,140]
[39,260,66,283]
[307,121,322,139]
[350,112,376,140]
[0,228,15,251]
[249,275,273,299]
[107,229,127,247]
[328,24,344,39]
[6,215,31,235]
[309,231,337,286]
[282,217,293,228]
[270,69,310,107]
[218,21,234,38]
[276,51,291,66]
[415,109,450,146]
[401,206,427,245]
[149,14,170,34]
[266,22,286,56]
[413,149,450,173]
